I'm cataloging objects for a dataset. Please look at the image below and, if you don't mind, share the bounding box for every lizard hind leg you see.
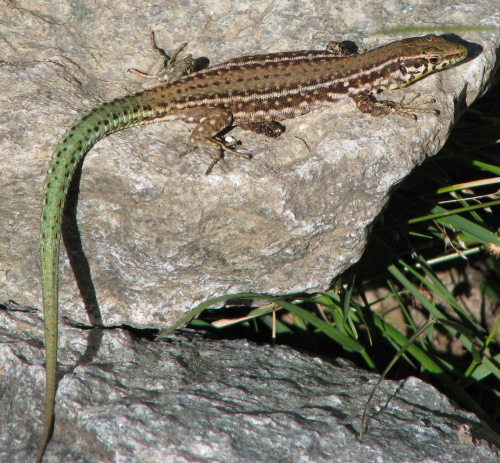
[239,121,286,138]
[128,31,196,83]
[180,107,252,174]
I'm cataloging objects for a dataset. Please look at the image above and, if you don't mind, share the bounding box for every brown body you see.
[37,34,468,462]
[136,35,467,126]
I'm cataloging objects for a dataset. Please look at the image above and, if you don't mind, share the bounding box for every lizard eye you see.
[428,56,439,65]
[400,64,408,75]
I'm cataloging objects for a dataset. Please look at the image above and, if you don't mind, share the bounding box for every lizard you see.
[36,33,468,461]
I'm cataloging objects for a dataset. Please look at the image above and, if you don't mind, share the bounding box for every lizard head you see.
[396,35,468,88]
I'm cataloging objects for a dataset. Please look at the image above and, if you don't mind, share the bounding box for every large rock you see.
[1,305,499,462]
[0,0,494,328]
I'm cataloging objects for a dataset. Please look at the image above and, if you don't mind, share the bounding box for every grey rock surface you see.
[0,0,498,329]
[1,305,499,462]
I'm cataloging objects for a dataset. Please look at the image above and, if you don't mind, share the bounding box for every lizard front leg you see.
[325,40,356,57]
[353,92,439,120]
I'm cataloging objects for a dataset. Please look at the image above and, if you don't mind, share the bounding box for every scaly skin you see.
[37,95,161,463]
[37,34,468,461]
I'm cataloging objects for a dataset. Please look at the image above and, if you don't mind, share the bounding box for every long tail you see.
[36,93,158,462]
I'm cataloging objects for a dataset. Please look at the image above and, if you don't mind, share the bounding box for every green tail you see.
[36,94,157,462]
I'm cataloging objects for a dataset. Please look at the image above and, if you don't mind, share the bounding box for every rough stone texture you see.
[0,0,498,330]
[1,305,499,462]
